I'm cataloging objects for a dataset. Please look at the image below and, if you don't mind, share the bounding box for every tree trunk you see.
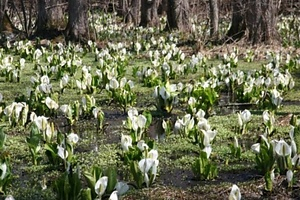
[209,0,219,39]
[47,0,64,29]
[0,0,8,32]
[246,0,278,44]
[36,0,65,36]
[159,0,168,16]
[226,0,246,41]
[226,0,279,44]
[140,0,160,27]
[130,0,140,26]
[119,0,140,25]
[118,0,128,19]
[66,0,89,42]
[166,0,190,31]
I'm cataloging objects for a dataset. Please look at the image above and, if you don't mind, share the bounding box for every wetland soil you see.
[73,107,300,199]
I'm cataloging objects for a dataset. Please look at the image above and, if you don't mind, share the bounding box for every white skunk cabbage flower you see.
[34,116,48,131]
[237,109,251,127]
[57,145,68,159]
[109,191,118,200]
[275,139,291,157]
[67,133,79,144]
[0,163,7,180]
[121,134,132,151]
[137,140,149,151]
[287,169,293,186]
[229,184,241,200]
[95,176,108,198]
[45,97,59,110]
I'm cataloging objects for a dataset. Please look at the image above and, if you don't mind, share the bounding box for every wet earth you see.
[65,104,300,200]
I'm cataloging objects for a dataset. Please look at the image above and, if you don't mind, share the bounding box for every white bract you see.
[229,184,241,200]
[237,109,251,127]
[57,145,68,159]
[286,169,293,184]
[138,158,154,187]
[95,176,108,198]
[34,116,49,131]
[59,104,73,122]
[251,143,260,154]
[138,151,159,188]
[137,140,149,151]
[60,74,69,89]
[67,133,79,144]
[275,139,291,157]
[4,195,14,200]
[121,134,132,151]
[109,191,118,200]
[4,102,28,126]
[44,97,59,110]
[137,115,147,129]
[202,129,217,146]
[203,145,212,159]
[174,114,195,136]
[0,162,7,180]
[262,110,275,135]
[262,110,275,124]
[154,81,178,113]
[233,136,239,148]
[289,126,297,155]
[271,88,283,107]
[125,108,148,141]
[197,117,210,131]
[92,107,102,119]
[109,78,119,89]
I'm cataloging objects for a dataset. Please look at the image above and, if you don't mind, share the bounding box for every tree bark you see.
[246,0,278,44]
[226,0,246,41]
[118,0,128,19]
[159,0,168,16]
[0,0,8,32]
[119,0,140,25]
[66,0,89,42]
[209,0,219,39]
[130,0,140,25]
[140,0,160,27]
[166,0,190,31]
[36,0,65,36]
[226,0,279,44]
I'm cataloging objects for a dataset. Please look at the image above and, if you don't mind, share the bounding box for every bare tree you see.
[226,0,246,41]
[36,0,65,36]
[119,0,140,25]
[66,0,89,42]
[140,0,160,27]
[166,0,190,31]
[9,0,36,37]
[209,0,219,39]
[130,0,140,25]
[0,0,8,32]
[118,0,127,19]
[159,0,168,16]
[226,0,280,44]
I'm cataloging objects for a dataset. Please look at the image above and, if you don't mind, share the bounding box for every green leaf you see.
[143,111,152,128]
[69,166,82,200]
[83,166,102,199]
[264,171,273,191]
[130,161,143,189]
[79,188,92,200]
[0,127,6,150]
[105,167,117,194]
